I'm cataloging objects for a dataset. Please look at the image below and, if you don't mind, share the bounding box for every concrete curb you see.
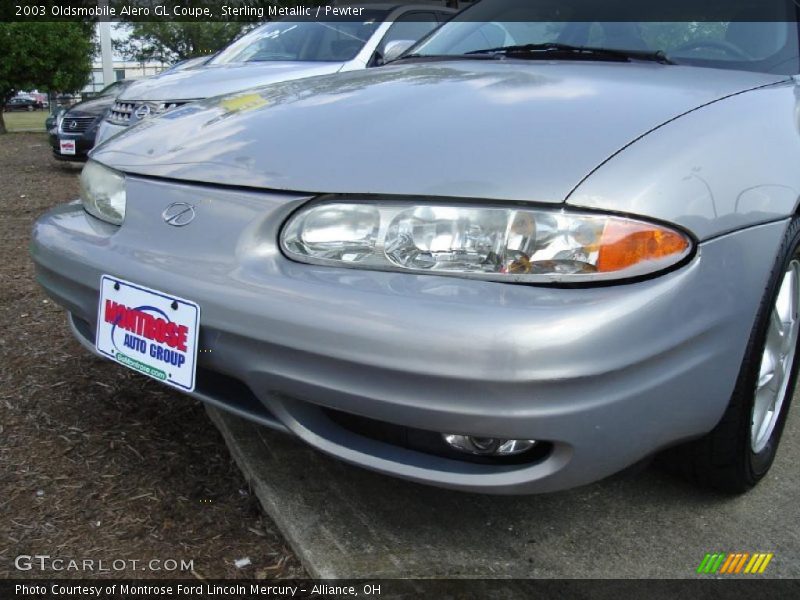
[206,406,332,578]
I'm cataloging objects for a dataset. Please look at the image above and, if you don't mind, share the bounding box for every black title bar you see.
[2,0,800,23]
[3,579,800,600]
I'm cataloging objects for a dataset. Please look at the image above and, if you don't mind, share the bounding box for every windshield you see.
[98,81,126,97]
[412,0,800,74]
[212,12,389,64]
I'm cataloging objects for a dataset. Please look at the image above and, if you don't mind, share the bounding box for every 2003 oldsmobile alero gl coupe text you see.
[31,1,800,494]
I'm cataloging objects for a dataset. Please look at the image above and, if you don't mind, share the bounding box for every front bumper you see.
[49,130,96,161]
[30,176,786,493]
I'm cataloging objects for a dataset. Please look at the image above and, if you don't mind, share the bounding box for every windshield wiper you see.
[466,43,675,65]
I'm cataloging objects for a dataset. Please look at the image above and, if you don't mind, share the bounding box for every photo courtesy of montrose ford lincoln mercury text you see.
[31,0,800,494]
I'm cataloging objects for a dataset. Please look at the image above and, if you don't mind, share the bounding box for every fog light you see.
[443,435,537,456]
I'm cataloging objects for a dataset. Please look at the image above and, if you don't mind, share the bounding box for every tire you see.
[661,217,800,492]
[26,105,33,112]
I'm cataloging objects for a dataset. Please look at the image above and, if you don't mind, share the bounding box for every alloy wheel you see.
[751,259,800,453]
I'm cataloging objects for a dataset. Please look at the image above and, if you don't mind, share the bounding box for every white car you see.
[95,3,454,145]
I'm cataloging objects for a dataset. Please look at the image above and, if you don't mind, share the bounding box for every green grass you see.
[2,110,48,132]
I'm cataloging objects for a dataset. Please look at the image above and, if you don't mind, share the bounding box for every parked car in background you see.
[50,80,135,161]
[48,56,211,159]
[4,96,39,111]
[95,4,454,145]
[29,92,49,109]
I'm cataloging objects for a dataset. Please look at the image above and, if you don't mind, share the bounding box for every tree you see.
[0,23,94,134]
[114,22,251,64]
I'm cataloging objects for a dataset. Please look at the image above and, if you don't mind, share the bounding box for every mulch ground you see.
[0,133,303,579]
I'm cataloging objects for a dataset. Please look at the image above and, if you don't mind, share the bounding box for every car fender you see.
[566,80,800,241]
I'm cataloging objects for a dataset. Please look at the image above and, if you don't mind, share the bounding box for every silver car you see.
[32,1,800,495]
[95,4,455,145]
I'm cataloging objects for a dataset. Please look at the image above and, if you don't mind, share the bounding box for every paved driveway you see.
[208,392,800,580]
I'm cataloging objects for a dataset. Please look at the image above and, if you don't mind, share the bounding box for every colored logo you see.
[134,104,152,119]
[106,300,188,352]
[697,552,774,575]
[162,202,196,227]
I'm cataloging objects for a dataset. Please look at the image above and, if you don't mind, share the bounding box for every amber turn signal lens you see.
[597,220,690,273]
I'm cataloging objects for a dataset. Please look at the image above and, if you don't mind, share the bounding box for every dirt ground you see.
[0,133,303,579]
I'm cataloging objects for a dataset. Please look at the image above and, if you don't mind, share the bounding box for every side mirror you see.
[382,40,416,63]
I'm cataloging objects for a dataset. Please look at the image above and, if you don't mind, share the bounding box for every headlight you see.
[80,161,126,225]
[280,201,693,284]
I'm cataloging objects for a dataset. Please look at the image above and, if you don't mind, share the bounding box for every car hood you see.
[94,61,787,202]
[117,61,347,102]
[64,95,116,118]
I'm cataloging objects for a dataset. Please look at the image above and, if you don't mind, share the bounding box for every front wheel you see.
[662,217,800,492]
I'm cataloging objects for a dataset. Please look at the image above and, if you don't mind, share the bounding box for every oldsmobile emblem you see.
[69,120,78,130]
[162,202,196,227]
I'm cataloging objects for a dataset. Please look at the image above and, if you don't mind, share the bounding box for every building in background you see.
[81,60,166,96]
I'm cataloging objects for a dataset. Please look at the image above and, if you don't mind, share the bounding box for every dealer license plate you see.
[95,276,200,392]
[59,139,76,155]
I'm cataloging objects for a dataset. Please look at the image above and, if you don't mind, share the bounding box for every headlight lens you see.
[281,201,692,283]
[80,160,126,225]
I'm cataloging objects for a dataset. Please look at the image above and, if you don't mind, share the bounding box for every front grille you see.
[107,101,135,124]
[59,116,96,134]
[107,100,187,126]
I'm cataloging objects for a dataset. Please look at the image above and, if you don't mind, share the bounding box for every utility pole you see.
[99,0,114,91]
